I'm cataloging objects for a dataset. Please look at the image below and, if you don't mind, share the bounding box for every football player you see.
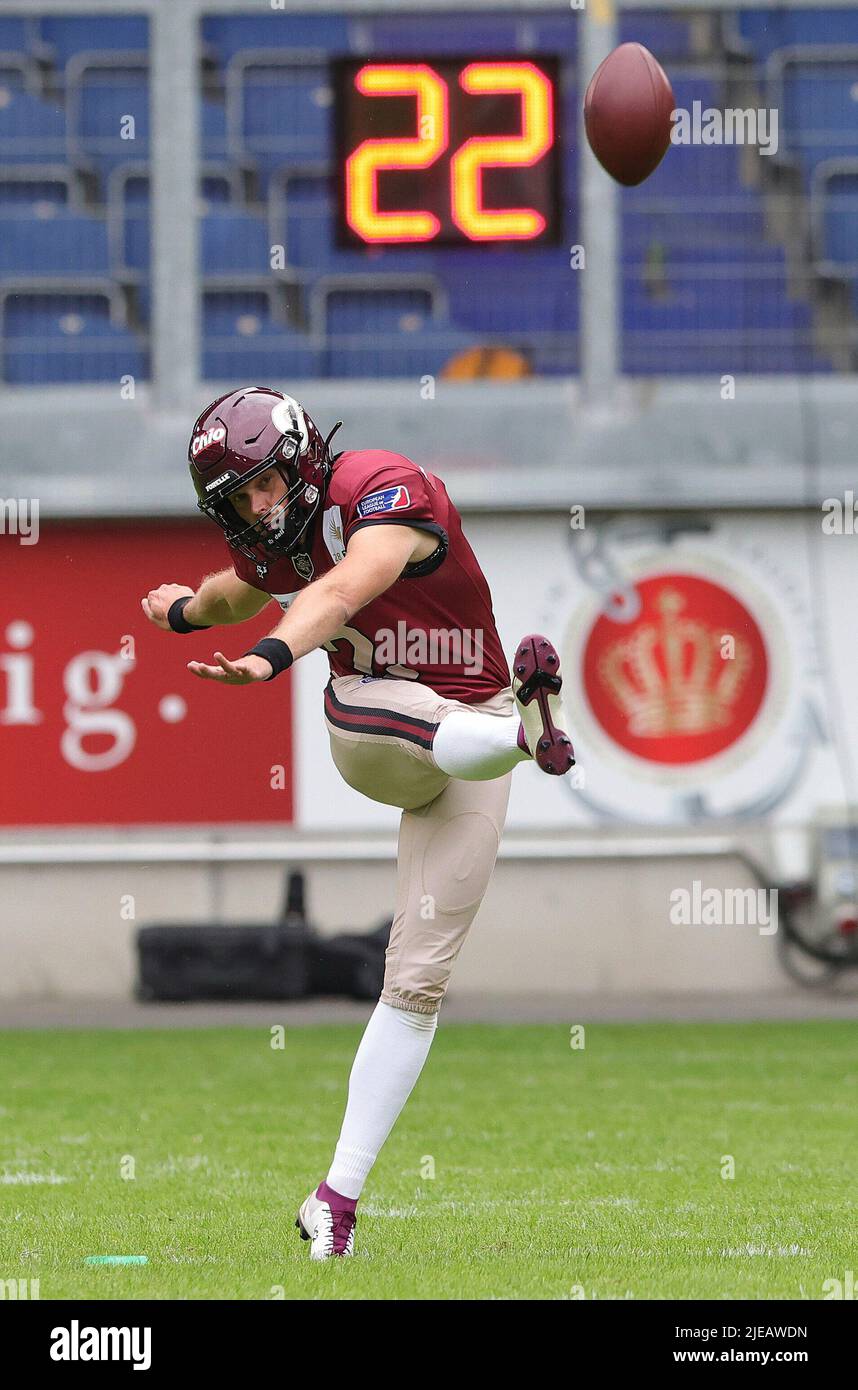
[143,387,574,1260]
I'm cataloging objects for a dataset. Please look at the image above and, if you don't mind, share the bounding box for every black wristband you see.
[168,595,212,633]
[243,638,294,680]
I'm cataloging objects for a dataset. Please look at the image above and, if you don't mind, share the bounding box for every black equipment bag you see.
[136,923,310,1001]
[136,871,311,1002]
[308,919,392,1001]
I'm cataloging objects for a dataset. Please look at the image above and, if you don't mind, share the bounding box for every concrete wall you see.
[0,850,787,1001]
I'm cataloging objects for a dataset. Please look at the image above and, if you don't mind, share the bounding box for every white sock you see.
[326,1001,439,1200]
[432,709,529,780]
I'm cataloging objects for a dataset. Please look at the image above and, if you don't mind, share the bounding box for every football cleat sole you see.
[512,634,575,776]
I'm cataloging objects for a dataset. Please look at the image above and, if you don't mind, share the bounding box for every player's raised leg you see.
[432,633,575,779]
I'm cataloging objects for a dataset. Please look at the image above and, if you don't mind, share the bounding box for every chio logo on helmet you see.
[192,427,226,458]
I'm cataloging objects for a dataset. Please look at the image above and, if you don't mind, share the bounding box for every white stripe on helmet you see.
[270,395,310,451]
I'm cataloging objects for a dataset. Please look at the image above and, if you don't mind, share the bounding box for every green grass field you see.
[1,1021,855,1300]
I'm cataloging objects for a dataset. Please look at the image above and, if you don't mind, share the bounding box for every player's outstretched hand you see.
[187,651,273,684]
[142,583,195,630]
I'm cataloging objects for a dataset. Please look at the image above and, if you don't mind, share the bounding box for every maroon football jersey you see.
[230,449,510,702]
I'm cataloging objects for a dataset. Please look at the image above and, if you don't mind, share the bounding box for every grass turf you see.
[0,1021,855,1300]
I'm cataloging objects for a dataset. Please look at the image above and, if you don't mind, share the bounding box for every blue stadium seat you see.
[619,13,696,59]
[39,16,148,70]
[733,8,858,61]
[71,67,150,181]
[528,17,578,55]
[0,88,66,166]
[0,61,31,89]
[2,291,148,384]
[0,176,69,208]
[326,287,435,336]
[202,290,320,379]
[202,209,271,273]
[202,97,229,163]
[623,200,768,260]
[443,252,579,335]
[201,172,234,205]
[781,60,858,181]
[365,15,522,54]
[625,271,813,332]
[323,286,479,378]
[202,14,350,68]
[325,326,483,379]
[0,210,109,276]
[0,19,38,53]
[271,171,429,277]
[116,171,149,274]
[238,62,331,183]
[816,169,858,264]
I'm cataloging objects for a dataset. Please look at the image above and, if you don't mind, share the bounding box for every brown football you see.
[583,42,675,186]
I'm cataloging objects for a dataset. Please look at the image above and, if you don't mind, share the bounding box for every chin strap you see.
[323,420,344,463]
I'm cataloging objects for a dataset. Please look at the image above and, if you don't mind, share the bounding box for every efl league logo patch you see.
[356,485,411,518]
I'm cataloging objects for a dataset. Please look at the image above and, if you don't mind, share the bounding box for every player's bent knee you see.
[422,811,501,913]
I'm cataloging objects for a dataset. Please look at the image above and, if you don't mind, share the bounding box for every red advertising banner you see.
[0,522,294,825]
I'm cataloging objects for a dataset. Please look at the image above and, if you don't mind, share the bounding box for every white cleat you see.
[295,1188,356,1260]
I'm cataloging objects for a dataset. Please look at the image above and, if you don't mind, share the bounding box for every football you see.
[583,42,675,186]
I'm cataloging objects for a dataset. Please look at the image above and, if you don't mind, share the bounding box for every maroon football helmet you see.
[188,386,342,567]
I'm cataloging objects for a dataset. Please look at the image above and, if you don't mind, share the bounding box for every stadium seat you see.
[235,59,331,185]
[0,18,38,54]
[38,16,149,71]
[325,322,481,380]
[1,290,148,384]
[813,165,858,266]
[778,55,858,163]
[0,88,66,166]
[365,14,522,54]
[618,12,696,60]
[202,97,229,164]
[69,62,150,183]
[202,209,272,275]
[269,169,429,278]
[729,8,858,61]
[321,284,479,378]
[443,256,579,335]
[0,210,109,276]
[110,168,149,276]
[201,171,235,205]
[202,289,320,379]
[201,14,351,69]
[0,174,70,208]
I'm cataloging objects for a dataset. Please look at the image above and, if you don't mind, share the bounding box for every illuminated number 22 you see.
[345,62,554,243]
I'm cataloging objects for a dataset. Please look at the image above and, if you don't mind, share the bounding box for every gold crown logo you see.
[597,588,752,737]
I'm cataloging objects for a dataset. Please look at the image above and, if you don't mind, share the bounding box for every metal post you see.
[151,1,199,408]
[579,0,619,399]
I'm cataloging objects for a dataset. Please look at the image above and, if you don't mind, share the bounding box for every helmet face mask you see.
[200,445,315,563]
[188,388,339,568]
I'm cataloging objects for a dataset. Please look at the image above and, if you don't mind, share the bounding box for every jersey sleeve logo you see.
[356,484,412,518]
